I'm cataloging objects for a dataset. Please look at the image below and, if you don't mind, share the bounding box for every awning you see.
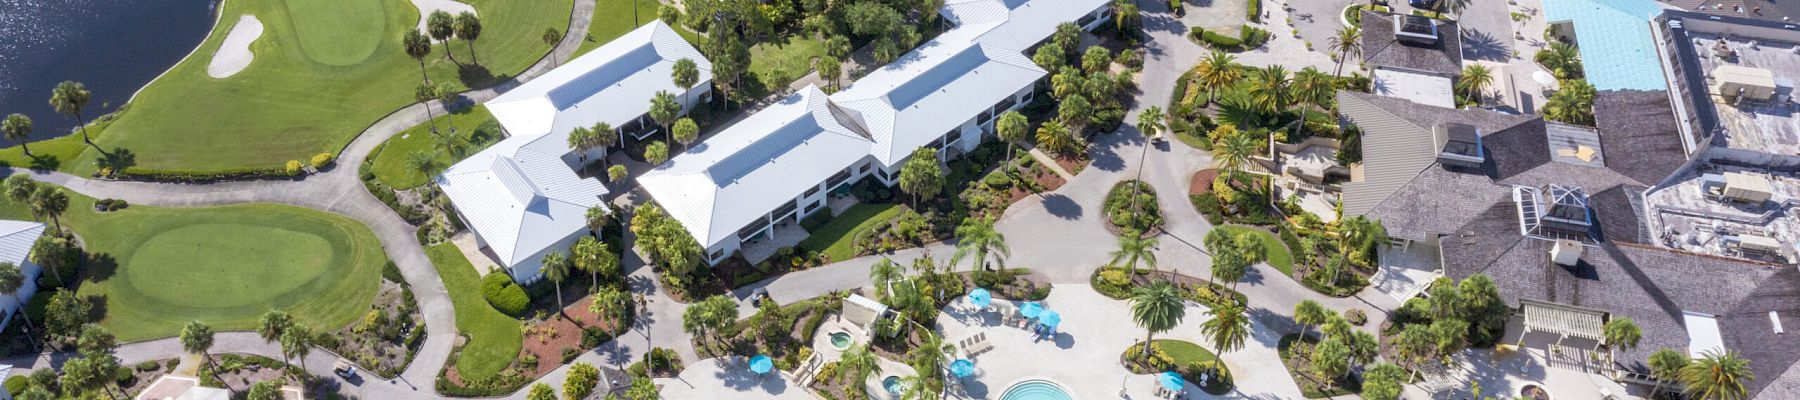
[1521,300,1607,342]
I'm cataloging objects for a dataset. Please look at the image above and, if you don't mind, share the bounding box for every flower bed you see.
[1104,180,1165,236]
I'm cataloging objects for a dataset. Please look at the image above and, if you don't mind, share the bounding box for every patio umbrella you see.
[949,359,975,378]
[1020,302,1044,318]
[749,355,774,374]
[968,288,992,308]
[1038,310,1062,328]
[1158,371,1186,391]
[1533,70,1558,86]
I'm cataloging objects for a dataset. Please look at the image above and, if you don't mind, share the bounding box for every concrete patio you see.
[656,357,814,400]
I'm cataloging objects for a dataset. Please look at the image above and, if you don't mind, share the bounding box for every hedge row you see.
[480,272,529,317]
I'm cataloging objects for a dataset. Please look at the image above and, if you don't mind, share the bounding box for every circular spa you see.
[881,375,907,395]
[999,379,1074,400]
[829,331,854,350]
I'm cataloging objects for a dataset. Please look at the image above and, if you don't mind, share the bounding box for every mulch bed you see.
[1053,154,1090,176]
[1190,169,1221,196]
[1004,164,1068,203]
[519,292,626,377]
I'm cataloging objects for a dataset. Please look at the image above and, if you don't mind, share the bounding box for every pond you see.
[0,0,216,137]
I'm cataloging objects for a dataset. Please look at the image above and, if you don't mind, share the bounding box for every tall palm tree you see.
[1250,65,1294,116]
[589,285,630,326]
[414,82,444,134]
[427,11,459,63]
[257,310,292,343]
[28,187,67,232]
[1194,51,1241,105]
[567,126,597,167]
[649,91,681,145]
[1459,64,1495,103]
[1215,132,1256,181]
[1128,280,1185,361]
[1199,301,1251,369]
[1110,232,1159,274]
[1291,67,1334,142]
[403,30,434,84]
[996,111,1030,170]
[1649,348,1691,396]
[869,259,902,299]
[406,150,438,182]
[840,344,880,385]
[1136,106,1164,141]
[672,58,700,109]
[455,12,483,65]
[280,327,311,375]
[1327,26,1362,77]
[180,321,214,362]
[542,251,571,313]
[1681,350,1754,400]
[1604,317,1643,362]
[949,217,1009,273]
[49,81,101,152]
[672,118,698,151]
[570,236,609,290]
[585,205,608,238]
[541,28,564,66]
[1293,299,1330,340]
[3,114,32,157]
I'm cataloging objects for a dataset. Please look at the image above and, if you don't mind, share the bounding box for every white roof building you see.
[485,20,712,140]
[0,220,44,333]
[639,0,1108,263]
[442,21,710,282]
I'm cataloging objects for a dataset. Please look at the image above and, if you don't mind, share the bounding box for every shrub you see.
[1191,193,1224,225]
[800,210,832,231]
[1246,0,1261,22]
[136,361,160,372]
[1345,308,1368,326]
[1193,28,1244,49]
[982,169,1012,189]
[285,160,304,176]
[480,272,529,317]
[1239,26,1270,48]
[311,153,335,169]
[93,198,129,212]
[113,366,134,386]
[5,375,26,395]
[1104,180,1164,232]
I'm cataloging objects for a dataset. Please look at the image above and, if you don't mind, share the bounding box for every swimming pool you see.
[1544,0,1670,91]
[999,380,1074,400]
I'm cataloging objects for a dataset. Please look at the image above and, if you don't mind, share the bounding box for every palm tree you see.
[28,187,67,232]
[49,81,101,153]
[898,147,944,208]
[1199,301,1251,369]
[542,251,571,313]
[869,259,902,299]
[1649,348,1691,396]
[1604,317,1643,362]
[406,150,438,182]
[1136,106,1164,141]
[571,236,610,290]
[257,310,293,343]
[427,11,459,63]
[567,126,597,167]
[817,57,843,90]
[1035,120,1076,157]
[589,285,630,326]
[1291,67,1333,141]
[672,58,700,108]
[1250,65,1294,116]
[649,91,681,145]
[585,206,608,238]
[1215,132,1256,182]
[280,327,311,375]
[644,141,670,165]
[180,321,214,362]
[1194,51,1241,105]
[403,30,433,84]
[1540,42,1582,79]
[455,12,483,65]
[1681,350,1754,400]
[1327,26,1362,77]
[840,344,880,384]
[1293,299,1330,340]
[1459,64,1495,103]
[414,82,445,135]
[1128,280,1185,362]
[996,111,1030,170]
[1109,232,1159,274]
[541,28,564,66]
[3,114,32,157]
[672,118,698,151]
[1546,79,1597,126]
[949,217,1009,273]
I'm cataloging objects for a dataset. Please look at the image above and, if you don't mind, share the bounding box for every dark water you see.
[0,0,216,139]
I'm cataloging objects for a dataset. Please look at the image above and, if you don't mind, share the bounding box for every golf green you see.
[61,0,572,175]
[0,186,387,341]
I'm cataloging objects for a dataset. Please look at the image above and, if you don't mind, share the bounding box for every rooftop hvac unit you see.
[1723,171,1775,203]
[1551,239,1583,266]
[1712,65,1778,102]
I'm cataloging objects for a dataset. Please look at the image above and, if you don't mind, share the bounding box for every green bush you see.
[4,375,26,395]
[800,210,833,231]
[1191,193,1224,225]
[982,169,1013,190]
[1104,180,1164,233]
[1246,0,1261,22]
[135,361,160,372]
[1239,26,1270,48]
[480,272,529,317]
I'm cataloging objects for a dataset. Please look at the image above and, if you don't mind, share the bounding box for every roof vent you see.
[1394,15,1440,46]
[1434,123,1484,169]
[1551,239,1583,266]
[1774,311,1786,334]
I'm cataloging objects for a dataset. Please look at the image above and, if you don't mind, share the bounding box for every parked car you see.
[333,360,357,379]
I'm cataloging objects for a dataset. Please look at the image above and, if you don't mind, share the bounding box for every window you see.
[827,168,852,188]
[1078,14,1095,27]
[737,217,769,239]
[803,199,824,214]
[804,184,822,198]
[773,200,798,220]
[858,162,872,174]
[709,249,726,261]
[977,110,993,126]
[996,96,1017,112]
[945,129,963,147]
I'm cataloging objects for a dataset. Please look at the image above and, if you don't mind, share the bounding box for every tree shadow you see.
[83,252,119,283]
[1039,193,1083,220]
[1460,29,1510,62]
[456,64,499,88]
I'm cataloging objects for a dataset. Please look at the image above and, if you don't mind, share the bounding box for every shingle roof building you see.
[1359,11,1463,76]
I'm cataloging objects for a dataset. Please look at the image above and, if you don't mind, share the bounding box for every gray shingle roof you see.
[1359,11,1463,76]
[1594,90,1691,186]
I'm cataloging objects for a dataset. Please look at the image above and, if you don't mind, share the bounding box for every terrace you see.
[1643,165,1800,264]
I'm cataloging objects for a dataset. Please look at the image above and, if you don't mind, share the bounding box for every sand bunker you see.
[412,0,477,33]
[207,15,262,78]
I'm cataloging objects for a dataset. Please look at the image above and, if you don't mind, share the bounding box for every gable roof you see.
[831,39,1046,166]
[0,220,43,267]
[940,0,1110,50]
[438,133,609,266]
[639,86,873,246]
[486,21,711,139]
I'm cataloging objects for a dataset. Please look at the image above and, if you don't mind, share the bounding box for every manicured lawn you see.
[796,203,900,262]
[574,0,663,56]
[426,243,522,380]
[0,132,93,172]
[1151,339,1220,368]
[746,35,825,97]
[1214,225,1293,276]
[54,0,572,175]
[0,186,385,342]
[367,106,501,189]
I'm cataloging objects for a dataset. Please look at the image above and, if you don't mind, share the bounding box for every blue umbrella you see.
[949,359,975,378]
[749,355,773,374]
[1020,302,1043,318]
[1158,371,1186,391]
[1038,310,1062,328]
[967,288,992,308]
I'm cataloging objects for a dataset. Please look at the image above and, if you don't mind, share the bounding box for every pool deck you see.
[932,285,1304,400]
[657,357,815,400]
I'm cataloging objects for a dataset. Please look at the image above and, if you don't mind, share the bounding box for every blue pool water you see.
[1544,0,1669,91]
[999,380,1074,400]
[881,376,906,394]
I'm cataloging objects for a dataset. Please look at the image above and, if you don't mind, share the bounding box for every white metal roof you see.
[1372,69,1455,109]
[486,21,711,139]
[0,220,44,267]
[940,0,1111,51]
[831,36,1046,166]
[438,133,610,266]
[639,86,873,246]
